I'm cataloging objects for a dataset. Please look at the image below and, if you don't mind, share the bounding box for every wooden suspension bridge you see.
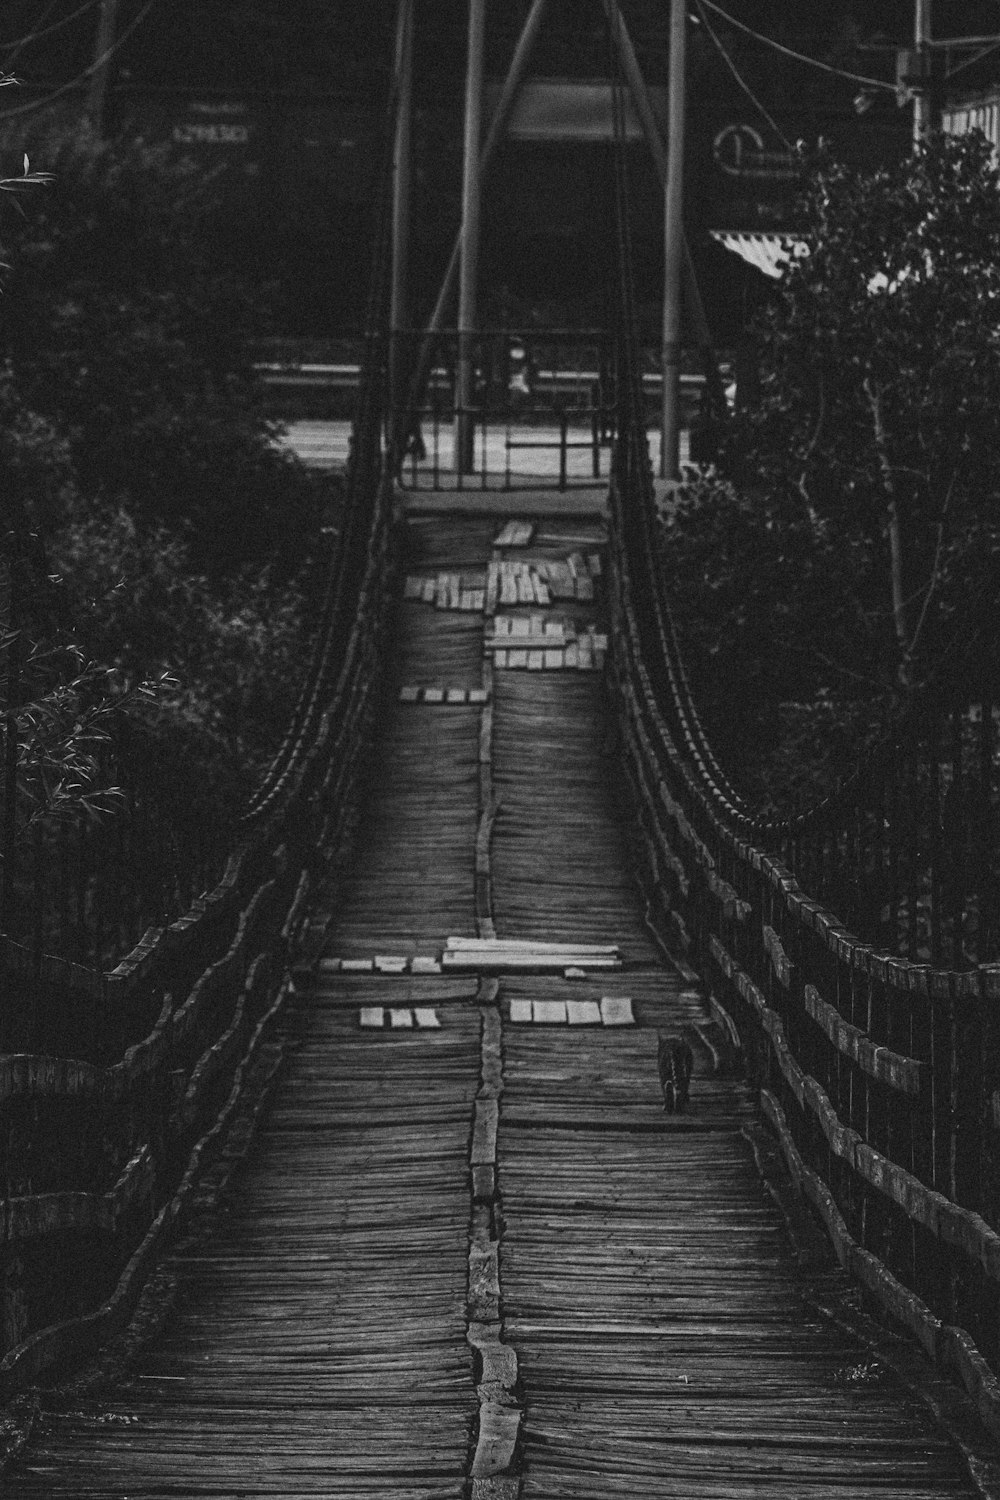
[6,1,1000,1494]
[4,414,1000,1491]
[4,478,1000,1498]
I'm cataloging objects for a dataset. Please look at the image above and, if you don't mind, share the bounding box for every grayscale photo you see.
[3,2,1000,1496]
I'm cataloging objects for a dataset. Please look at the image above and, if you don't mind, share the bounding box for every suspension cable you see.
[0,0,161,120]
[698,0,896,93]
[3,0,101,66]
[692,0,794,152]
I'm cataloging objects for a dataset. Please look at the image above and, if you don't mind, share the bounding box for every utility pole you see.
[661,0,686,479]
[86,0,121,135]
[409,0,550,416]
[912,0,932,143]
[455,0,488,474]
[389,0,415,453]
[602,0,722,431]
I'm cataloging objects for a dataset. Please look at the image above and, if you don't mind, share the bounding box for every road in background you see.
[276,419,691,480]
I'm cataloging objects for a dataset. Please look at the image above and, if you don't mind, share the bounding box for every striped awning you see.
[710,231,807,279]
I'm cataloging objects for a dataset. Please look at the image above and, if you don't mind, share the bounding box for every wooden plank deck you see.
[490,669,983,1497]
[3,502,995,1497]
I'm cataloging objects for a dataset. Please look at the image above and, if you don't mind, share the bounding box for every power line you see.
[3,0,101,64]
[698,0,897,93]
[946,37,1000,78]
[693,0,793,150]
[0,0,160,120]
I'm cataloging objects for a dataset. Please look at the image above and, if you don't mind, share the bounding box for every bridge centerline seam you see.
[466,542,521,1498]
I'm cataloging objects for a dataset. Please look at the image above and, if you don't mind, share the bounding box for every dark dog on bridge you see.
[657,1033,694,1113]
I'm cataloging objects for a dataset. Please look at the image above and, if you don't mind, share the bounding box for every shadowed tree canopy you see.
[662,130,1000,806]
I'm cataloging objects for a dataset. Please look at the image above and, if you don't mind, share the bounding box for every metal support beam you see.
[455,0,488,473]
[86,0,121,134]
[601,0,716,372]
[661,0,686,479]
[409,0,551,417]
[389,0,415,450]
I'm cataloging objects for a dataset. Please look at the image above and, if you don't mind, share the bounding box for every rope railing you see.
[607,304,1000,1436]
[0,351,397,1394]
[0,65,402,1400]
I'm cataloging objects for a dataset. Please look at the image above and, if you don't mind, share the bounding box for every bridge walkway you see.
[2,500,986,1497]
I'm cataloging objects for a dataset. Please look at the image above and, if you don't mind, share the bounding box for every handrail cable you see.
[2,0,101,64]
[692,0,794,151]
[0,0,160,119]
[244,34,400,823]
[698,0,897,93]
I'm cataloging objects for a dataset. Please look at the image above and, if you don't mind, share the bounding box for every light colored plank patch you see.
[509,999,533,1023]
[460,590,474,611]
[421,577,436,604]
[533,575,550,606]
[411,956,442,975]
[588,549,603,575]
[508,649,527,669]
[564,641,579,669]
[527,651,544,670]
[441,952,617,972]
[423,687,444,703]
[533,999,568,1024]
[567,999,602,1025]
[510,616,530,637]
[500,566,517,605]
[516,571,534,604]
[576,575,594,601]
[600,995,635,1026]
[436,572,448,608]
[544,649,563,670]
[398,685,421,703]
[495,649,510,668]
[389,1007,414,1028]
[469,687,489,704]
[446,938,620,957]
[341,958,374,972]
[403,575,423,600]
[564,964,587,979]
[471,589,485,612]
[446,687,467,704]
[374,955,409,974]
[414,1007,441,1028]
[359,1006,384,1028]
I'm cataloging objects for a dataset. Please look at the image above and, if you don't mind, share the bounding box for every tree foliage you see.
[0,122,320,579]
[0,121,332,903]
[662,130,1000,806]
[736,129,1000,696]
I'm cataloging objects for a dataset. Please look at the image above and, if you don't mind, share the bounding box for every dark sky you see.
[5,0,1000,99]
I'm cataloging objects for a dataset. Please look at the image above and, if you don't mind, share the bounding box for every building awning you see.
[710,231,807,279]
